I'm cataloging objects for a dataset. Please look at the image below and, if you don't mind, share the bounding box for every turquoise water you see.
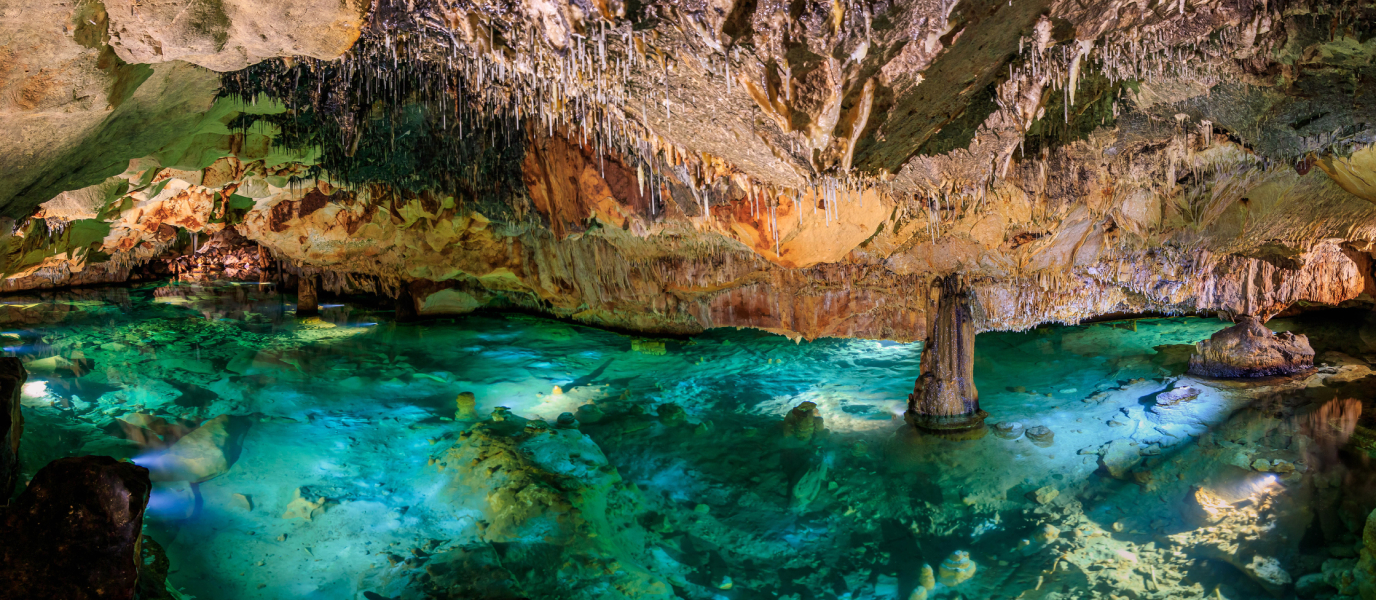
[5,283,1374,599]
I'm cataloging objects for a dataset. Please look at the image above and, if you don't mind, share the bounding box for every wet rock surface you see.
[0,357,25,499]
[1189,316,1317,378]
[0,456,152,599]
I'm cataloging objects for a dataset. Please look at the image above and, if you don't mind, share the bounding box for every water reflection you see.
[1,284,1373,600]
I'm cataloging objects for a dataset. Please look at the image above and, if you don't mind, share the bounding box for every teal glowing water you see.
[5,283,1374,600]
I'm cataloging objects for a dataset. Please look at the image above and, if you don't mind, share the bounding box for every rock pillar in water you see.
[1187,315,1314,378]
[0,456,152,599]
[0,357,25,500]
[297,275,319,316]
[905,276,986,435]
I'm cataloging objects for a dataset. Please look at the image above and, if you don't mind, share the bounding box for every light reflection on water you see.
[2,282,1374,600]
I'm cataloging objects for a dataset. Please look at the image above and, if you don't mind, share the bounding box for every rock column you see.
[905,276,986,435]
[297,275,319,316]
[0,357,25,500]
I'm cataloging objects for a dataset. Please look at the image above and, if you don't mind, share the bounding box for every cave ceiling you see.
[1,0,1375,339]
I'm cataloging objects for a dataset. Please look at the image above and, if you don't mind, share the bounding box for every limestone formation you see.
[0,358,25,498]
[906,277,986,434]
[1098,439,1142,480]
[297,275,319,316]
[0,0,1374,348]
[0,456,152,599]
[1034,524,1061,544]
[782,401,825,442]
[1028,486,1060,505]
[1026,426,1055,448]
[450,392,479,422]
[991,421,1025,440]
[1188,316,1316,378]
[918,563,935,590]
[938,550,977,587]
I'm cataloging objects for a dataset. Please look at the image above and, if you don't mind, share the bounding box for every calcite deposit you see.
[2,1,1376,597]
[0,0,1372,346]
[1188,315,1317,378]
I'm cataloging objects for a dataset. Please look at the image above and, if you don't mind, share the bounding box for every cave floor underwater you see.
[5,282,1375,600]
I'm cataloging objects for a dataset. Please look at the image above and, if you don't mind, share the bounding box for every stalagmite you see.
[297,275,319,316]
[905,276,987,437]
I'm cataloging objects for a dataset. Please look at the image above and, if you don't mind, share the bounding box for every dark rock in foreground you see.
[0,456,152,600]
[0,357,25,500]
[1188,316,1315,378]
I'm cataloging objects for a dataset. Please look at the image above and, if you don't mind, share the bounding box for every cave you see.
[3,0,1376,598]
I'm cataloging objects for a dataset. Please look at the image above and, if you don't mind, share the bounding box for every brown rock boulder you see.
[1188,316,1315,378]
[0,456,152,599]
[145,415,247,483]
[0,357,25,499]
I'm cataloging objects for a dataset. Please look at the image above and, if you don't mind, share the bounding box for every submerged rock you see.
[1098,439,1142,480]
[440,418,672,599]
[918,563,935,590]
[1188,316,1315,378]
[574,403,605,423]
[1025,426,1055,447]
[1028,486,1060,505]
[1172,476,1311,597]
[145,415,247,483]
[938,550,976,586]
[991,421,1024,439]
[657,403,687,427]
[454,391,479,421]
[782,401,825,442]
[0,456,152,599]
[1149,383,1206,426]
[791,458,829,509]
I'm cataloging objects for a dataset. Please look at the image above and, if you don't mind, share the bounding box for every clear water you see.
[6,283,1375,600]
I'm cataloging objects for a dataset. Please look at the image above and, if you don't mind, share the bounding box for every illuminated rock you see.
[146,415,246,483]
[1097,439,1141,480]
[1028,486,1060,505]
[937,550,976,586]
[1025,426,1055,448]
[454,391,479,421]
[1188,316,1315,378]
[906,277,986,436]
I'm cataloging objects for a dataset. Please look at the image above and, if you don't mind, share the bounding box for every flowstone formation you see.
[0,0,1374,343]
[1189,315,1317,378]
